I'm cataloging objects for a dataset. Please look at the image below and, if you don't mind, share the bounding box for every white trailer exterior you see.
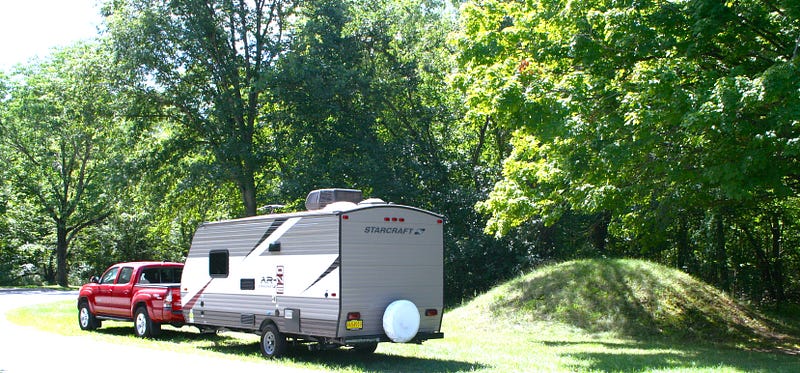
[180,190,444,357]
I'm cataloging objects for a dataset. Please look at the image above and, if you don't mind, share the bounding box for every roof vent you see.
[358,198,386,206]
[305,189,363,210]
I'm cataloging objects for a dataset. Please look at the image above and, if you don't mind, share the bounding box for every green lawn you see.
[7,259,800,372]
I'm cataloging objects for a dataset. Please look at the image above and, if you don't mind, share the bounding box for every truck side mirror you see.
[89,276,99,283]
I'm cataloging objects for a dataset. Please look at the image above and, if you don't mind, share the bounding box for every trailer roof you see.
[199,202,443,228]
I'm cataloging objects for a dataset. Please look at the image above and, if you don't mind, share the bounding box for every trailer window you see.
[209,250,229,278]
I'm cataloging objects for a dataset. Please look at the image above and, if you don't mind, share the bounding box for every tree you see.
[273,0,533,302]
[272,0,392,198]
[104,0,297,217]
[457,0,800,298]
[0,43,121,286]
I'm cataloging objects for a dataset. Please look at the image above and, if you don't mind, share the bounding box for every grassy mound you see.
[457,259,799,350]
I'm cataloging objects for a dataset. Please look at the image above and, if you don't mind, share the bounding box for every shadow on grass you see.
[94,326,242,344]
[93,325,139,337]
[304,349,485,372]
[199,343,488,372]
[543,339,800,373]
[95,326,484,372]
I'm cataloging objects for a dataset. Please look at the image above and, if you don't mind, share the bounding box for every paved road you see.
[0,289,320,373]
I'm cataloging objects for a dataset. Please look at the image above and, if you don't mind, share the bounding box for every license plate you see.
[346,319,363,330]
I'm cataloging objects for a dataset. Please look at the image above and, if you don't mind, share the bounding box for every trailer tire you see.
[78,301,101,330]
[134,306,161,338]
[352,342,378,354]
[260,323,287,358]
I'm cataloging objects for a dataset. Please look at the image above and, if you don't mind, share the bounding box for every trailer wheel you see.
[78,301,101,330]
[352,342,378,355]
[134,306,161,338]
[259,323,287,358]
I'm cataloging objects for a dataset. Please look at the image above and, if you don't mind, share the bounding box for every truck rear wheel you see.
[134,306,161,338]
[259,323,287,358]
[78,301,101,330]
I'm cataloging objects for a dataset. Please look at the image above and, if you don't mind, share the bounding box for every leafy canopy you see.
[457,0,800,236]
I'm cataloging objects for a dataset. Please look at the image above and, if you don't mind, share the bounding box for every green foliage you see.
[272,0,460,201]
[457,0,800,301]
[0,42,122,286]
[113,116,240,257]
[105,0,298,217]
[275,0,535,304]
[3,0,800,310]
[461,0,800,225]
[273,0,392,196]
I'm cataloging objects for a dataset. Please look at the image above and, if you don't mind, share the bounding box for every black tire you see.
[352,342,378,355]
[134,306,161,338]
[78,301,101,330]
[259,323,287,358]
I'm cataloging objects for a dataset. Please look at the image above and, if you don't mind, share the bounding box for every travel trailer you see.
[180,189,444,358]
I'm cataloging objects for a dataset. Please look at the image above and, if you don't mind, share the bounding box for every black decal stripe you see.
[303,256,341,293]
[244,218,288,258]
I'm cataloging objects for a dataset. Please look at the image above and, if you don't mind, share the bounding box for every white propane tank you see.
[382,300,420,343]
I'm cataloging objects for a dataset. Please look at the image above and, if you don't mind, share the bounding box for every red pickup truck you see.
[77,261,184,338]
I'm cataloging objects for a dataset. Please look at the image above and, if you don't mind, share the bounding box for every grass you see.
[486,259,800,347]
[7,259,800,372]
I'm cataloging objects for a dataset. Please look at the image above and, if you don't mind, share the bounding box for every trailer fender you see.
[258,318,278,335]
[382,300,420,343]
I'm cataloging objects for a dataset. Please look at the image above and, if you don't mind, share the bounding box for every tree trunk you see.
[237,118,258,217]
[56,223,69,287]
[742,224,774,302]
[711,211,729,291]
[239,172,258,217]
[44,250,56,285]
[470,116,490,191]
[770,214,785,305]
[676,215,690,271]
[589,211,611,254]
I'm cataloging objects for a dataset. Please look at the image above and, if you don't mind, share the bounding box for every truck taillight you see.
[164,291,173,309]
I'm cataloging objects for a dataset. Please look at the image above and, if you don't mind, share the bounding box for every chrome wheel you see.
[135,311,148,336]
[79,307,90,328]
[133,306,161,338]
[78,302,99,330]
